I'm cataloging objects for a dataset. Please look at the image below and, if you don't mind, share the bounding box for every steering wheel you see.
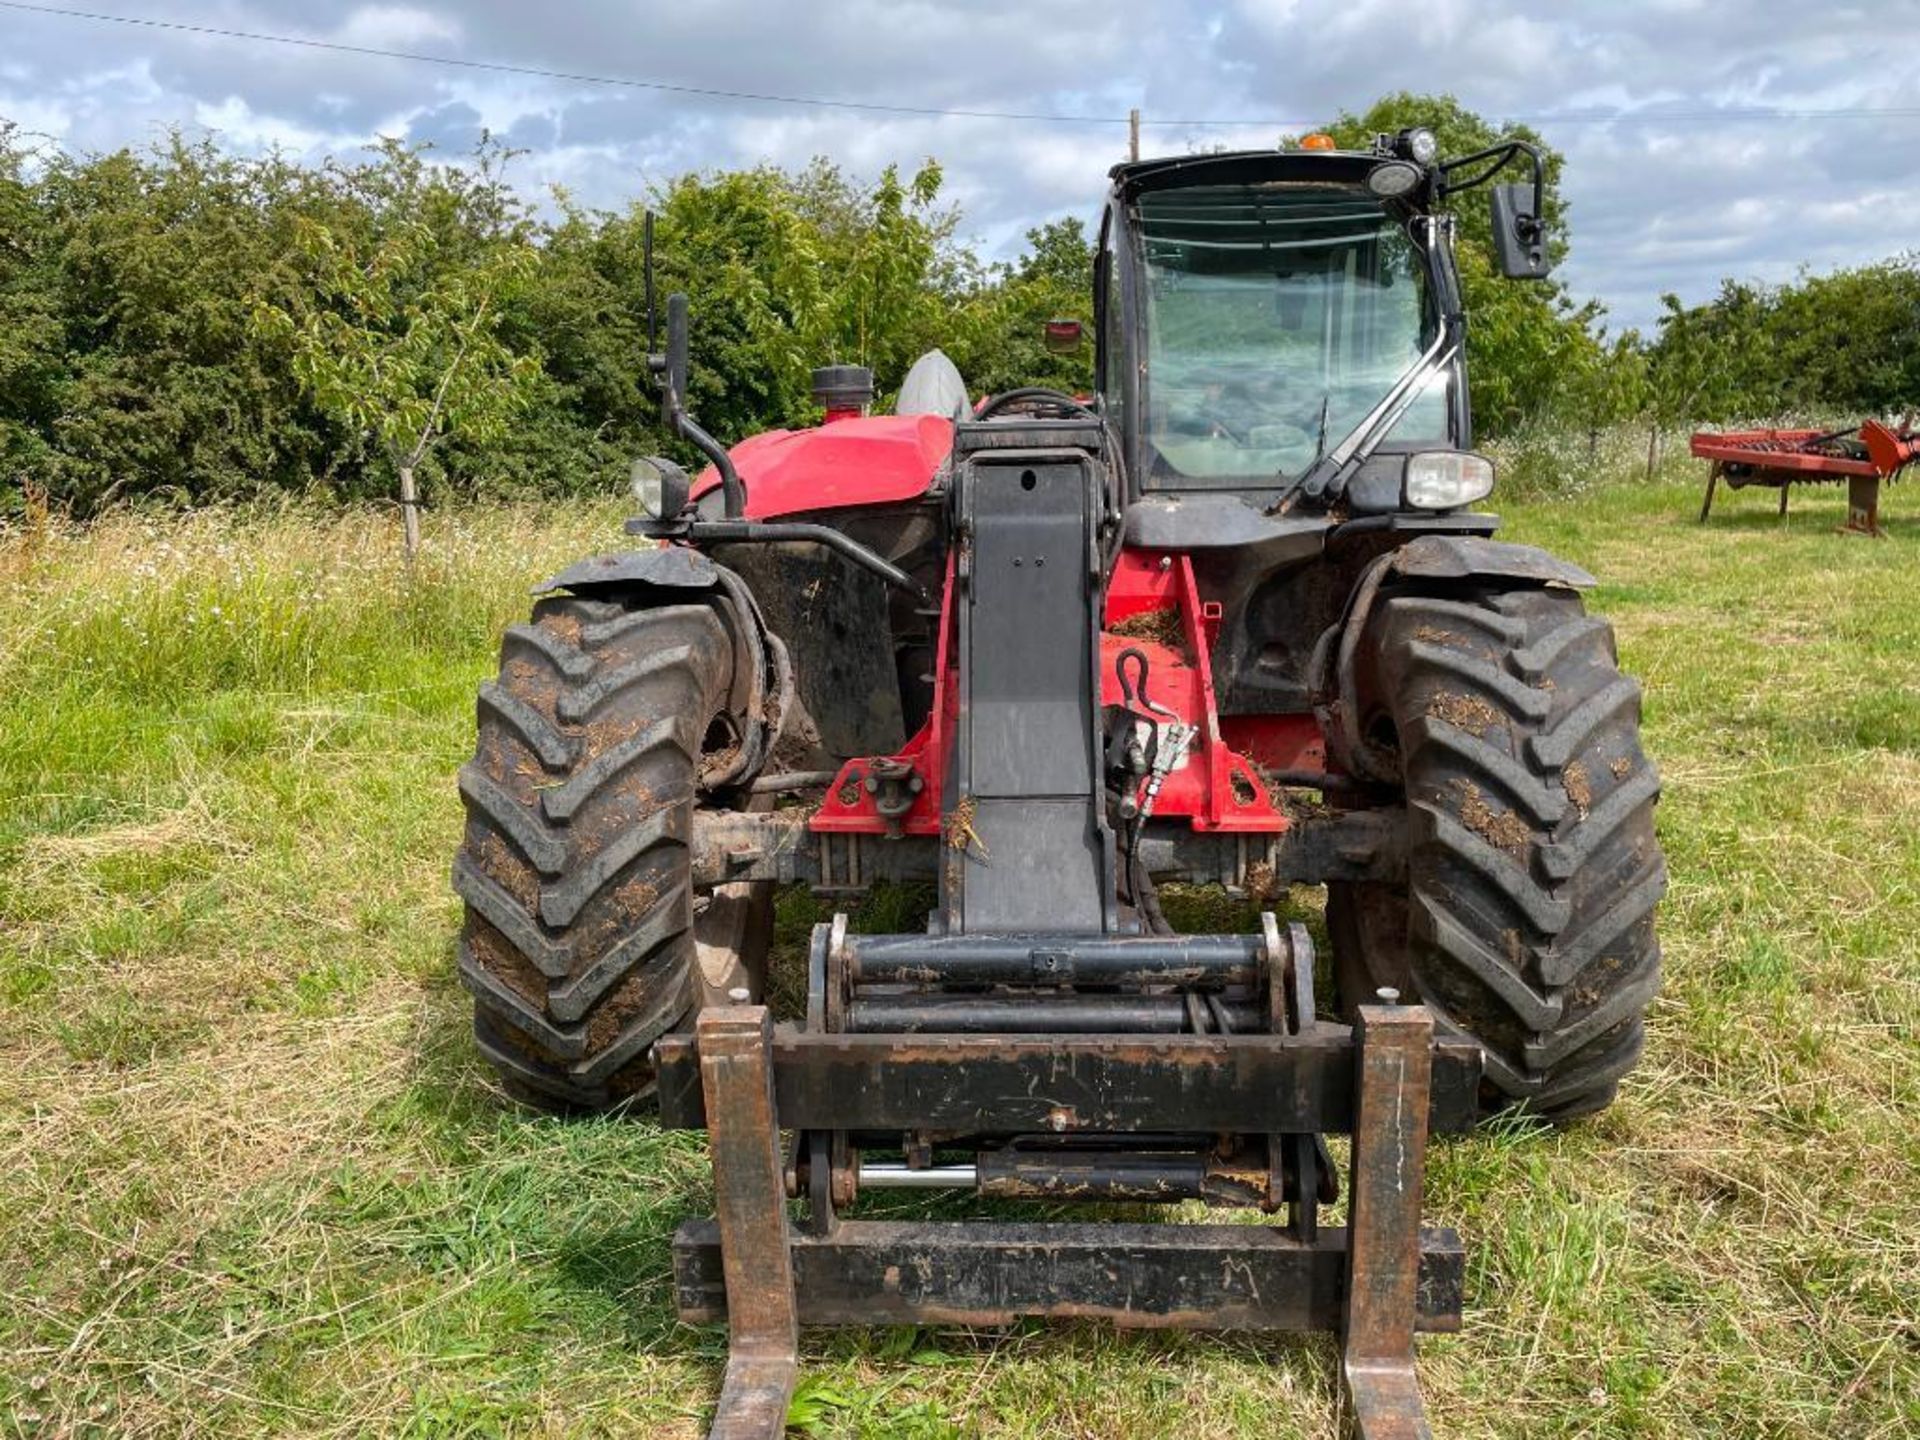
[976,387,1099,421]
[1165,400,1254,446]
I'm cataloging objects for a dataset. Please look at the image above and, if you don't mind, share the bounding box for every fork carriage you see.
[655,915,1480,1439]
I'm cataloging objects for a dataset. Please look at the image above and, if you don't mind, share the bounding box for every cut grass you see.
[2,467,1917,1437]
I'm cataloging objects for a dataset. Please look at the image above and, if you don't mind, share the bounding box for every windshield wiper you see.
[1278,327,1458,508]
[1308,394,1330,473]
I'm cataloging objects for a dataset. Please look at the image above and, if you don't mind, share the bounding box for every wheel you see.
[452,589,756,1112]
[1327,583,1666,1121]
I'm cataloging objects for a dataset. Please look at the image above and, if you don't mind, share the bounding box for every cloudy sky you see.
[2,0,1917,333]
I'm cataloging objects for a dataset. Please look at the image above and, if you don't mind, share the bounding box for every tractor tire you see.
[1327,584,1666,1121]
[452,590,743,1112]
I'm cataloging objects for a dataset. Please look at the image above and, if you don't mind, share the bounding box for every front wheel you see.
[452,589,758,1112]
[1328,583,1666,1121]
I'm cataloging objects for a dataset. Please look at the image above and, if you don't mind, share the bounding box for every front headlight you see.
[630,455,690,520]
[1405,451,1495,510]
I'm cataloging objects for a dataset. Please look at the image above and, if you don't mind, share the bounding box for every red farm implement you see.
[1692,421,1920,537]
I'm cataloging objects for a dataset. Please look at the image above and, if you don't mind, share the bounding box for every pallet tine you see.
[697,1004,798,1440]
[1342,999,1437,1440]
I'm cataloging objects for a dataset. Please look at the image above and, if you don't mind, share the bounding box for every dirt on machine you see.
[452,128,1666,1436]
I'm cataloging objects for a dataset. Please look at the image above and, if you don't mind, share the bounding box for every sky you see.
[2,0,1917,334]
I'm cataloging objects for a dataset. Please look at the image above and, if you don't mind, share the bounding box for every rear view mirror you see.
[1490,184,1551,279]
[1043,318,1084,354]
[664,292,692,417]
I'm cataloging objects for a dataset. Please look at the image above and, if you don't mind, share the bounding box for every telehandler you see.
[453,128,1663,1436]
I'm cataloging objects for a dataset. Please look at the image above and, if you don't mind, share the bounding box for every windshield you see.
[1138,183,1445,483]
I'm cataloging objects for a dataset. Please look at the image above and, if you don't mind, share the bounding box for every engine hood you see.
[693,413,953,520]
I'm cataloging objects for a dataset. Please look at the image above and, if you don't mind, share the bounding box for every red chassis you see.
[810,546,1336,841]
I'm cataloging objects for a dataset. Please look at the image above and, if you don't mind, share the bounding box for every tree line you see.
[0,126,1091,518]
[1,94,1912,520]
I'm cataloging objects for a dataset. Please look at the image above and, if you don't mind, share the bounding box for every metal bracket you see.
[696,1006,798,1438]
[1343,1002,1438,1440]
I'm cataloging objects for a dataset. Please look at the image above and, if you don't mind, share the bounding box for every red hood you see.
[693,413,953,519]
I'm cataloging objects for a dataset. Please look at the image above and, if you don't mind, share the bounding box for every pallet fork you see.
[653,421,1480,1436]
[659,987,1475,1438]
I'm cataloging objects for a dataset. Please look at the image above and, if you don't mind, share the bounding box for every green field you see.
[3,455,1917,1438]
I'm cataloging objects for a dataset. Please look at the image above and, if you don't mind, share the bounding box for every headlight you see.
[1405,451,1494,510]
[630,455,690,520]
[1400,126,1438,164]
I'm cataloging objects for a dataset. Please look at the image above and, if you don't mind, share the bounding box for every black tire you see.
[452,591,736,1112]
[1328,584,1666,1121]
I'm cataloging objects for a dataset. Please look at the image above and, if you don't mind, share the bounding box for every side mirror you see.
[662,291,691,421]
[1043,318,1084,354]
[1489,184,1551,279]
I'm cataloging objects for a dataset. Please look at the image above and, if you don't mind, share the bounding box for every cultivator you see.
[1692,420,1920,536]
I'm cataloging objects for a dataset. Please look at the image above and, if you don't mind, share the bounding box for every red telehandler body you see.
[453,132,1665,1436]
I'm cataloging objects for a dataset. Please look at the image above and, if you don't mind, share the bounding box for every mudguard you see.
[1314,533,1597,783]
[533,545,719,594]
[531,545,797,790]
[1381,534,1595,589]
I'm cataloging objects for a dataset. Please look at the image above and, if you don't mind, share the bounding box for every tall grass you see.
[1,477,1916,1437]
[1485,420,1692,502]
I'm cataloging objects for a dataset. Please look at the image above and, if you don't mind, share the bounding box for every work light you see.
[1405,451,1494,509]
[1400,127,1439,164]
[630,455,690,520]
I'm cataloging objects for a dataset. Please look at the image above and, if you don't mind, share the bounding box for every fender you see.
[532,546,795,790]
[1313,534,1597,782]
[533,544,719,594]
[1378,533,1596,590]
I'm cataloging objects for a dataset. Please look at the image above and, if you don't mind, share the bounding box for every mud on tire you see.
[452,591,733,1111]
[1328,584,1666,1121]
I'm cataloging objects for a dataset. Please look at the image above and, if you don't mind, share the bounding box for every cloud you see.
[0,0,1915,331]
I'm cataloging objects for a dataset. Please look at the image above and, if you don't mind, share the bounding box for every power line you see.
[4,0,1920,131]
[0,1,1151,125]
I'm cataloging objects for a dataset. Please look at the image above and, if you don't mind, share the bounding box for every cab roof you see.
[1109,148,1390,200]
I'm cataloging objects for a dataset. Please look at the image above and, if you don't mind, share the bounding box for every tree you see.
[0,123,63,513]
[637,159,965,441]
[1651,257,1920,423]
[254,142,540,558]
[947,217,1096,397]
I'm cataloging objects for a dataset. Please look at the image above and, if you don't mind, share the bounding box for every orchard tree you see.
[255,142,541,558]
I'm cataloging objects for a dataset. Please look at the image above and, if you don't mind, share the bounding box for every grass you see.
[2,448,1917,1438]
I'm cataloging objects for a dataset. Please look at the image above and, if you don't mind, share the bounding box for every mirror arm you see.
[674,410,747,520]
[1438,139,1546,234]
[649,289,746,520]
